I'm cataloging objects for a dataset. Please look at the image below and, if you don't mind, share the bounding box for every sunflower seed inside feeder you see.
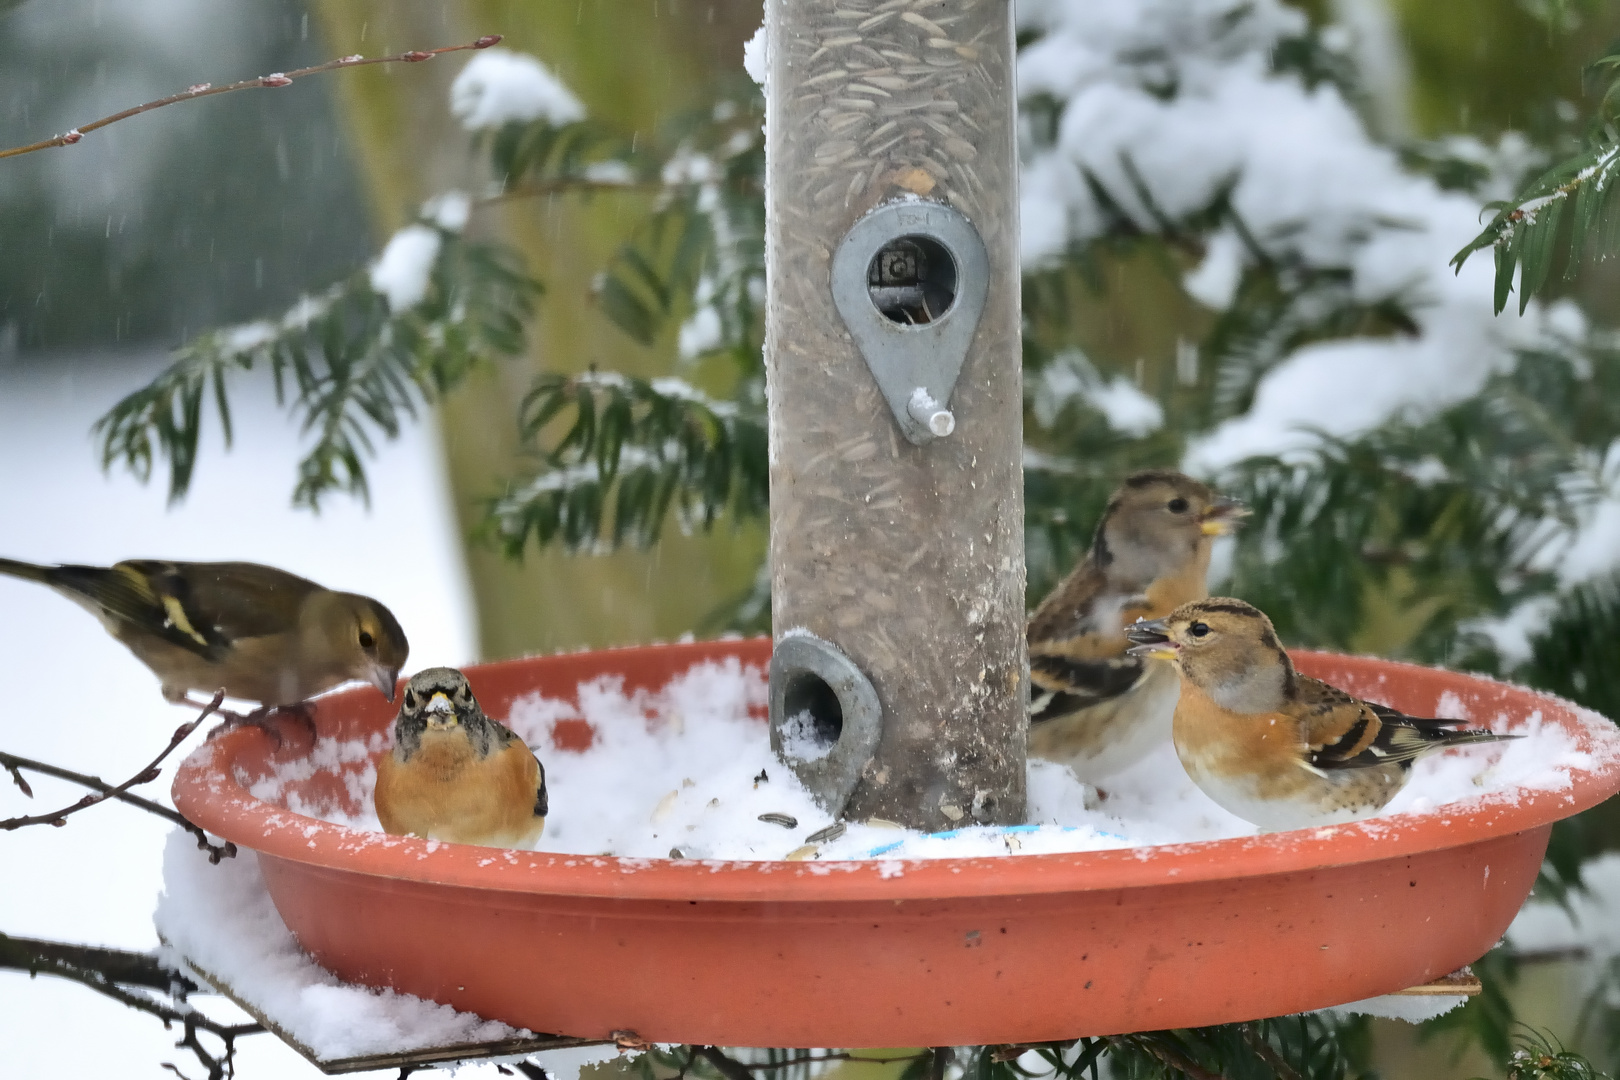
[758,813,799,829]
[806,822,847,844]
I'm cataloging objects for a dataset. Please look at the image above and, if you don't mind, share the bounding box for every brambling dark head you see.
[1126,598,1292,713]
[1094,471,1248,582]
[393,666,502,754]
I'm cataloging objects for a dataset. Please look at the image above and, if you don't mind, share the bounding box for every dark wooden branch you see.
[0,931,259,1038]
[0,36,503,160]
[0,692,234,864]
[0,932,199,993]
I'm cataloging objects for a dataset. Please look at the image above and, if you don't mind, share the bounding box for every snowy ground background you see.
[0,351,482,1078]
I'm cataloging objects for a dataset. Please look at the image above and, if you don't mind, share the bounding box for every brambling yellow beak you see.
[423,691,460,728]
[1200,496,1250,536]
[1125,618,1178,660]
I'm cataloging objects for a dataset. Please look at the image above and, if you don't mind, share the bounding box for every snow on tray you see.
[154,831,531,1061]
[253,656,1596,863]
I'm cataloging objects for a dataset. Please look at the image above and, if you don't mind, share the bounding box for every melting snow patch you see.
[369,225,441,311]
[450,49,585,130]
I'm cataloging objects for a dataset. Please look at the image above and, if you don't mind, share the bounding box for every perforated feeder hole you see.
[174,638,1620,1049]
[867,234,958,325]
[779,668,843,750]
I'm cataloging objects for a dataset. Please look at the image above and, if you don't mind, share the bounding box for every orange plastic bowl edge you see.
[172,639,1620,1046]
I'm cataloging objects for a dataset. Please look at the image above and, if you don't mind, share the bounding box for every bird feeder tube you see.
[762,0,1027,827]
[173,639,1620,1049]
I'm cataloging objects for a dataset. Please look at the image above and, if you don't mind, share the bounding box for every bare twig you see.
[1111,1035,1223,1080]
[1239,1025,1303,1080]
[0,692,236,862]
[0,35,503,161]
[0,931,261,1047]
[0,748,236,863]
[3,759,31,797]
[697,1047,759,1080]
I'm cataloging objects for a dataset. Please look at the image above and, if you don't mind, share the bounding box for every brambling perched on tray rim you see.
[375,667,549,849]
[0,556,407,710]
[1126,597,1517,832]
[1026,470,1248,781]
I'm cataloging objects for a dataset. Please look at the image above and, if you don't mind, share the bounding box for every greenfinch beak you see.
[369,662,401,702]
[1125,618,1178,660]
[1200,495,1250,536]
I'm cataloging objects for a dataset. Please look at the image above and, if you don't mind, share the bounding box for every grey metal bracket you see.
[769,631,883,818]
[830,200,990,445]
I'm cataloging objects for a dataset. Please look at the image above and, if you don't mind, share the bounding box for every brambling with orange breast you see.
[375,667,548,849]
[1026,470,1248,781]
[1125,598,1516,831]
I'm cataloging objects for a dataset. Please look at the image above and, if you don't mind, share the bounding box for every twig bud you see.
[342,54,363,63]
[61,130,82,144]
[474,35,502,48]
[260,73,293,88]
[187,84,212,94]
[402,50,433,62]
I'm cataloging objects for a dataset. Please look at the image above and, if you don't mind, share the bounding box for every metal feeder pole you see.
[765,0,1026,829]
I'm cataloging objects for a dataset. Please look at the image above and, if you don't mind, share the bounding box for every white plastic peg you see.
[907,387,955,438]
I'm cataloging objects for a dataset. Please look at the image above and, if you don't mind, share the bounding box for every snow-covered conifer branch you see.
[95,223,539,509]
[1451,44,1620,314]
[485,370,767,555]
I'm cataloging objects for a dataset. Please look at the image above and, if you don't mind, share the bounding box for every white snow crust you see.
[1318,992,1468,1023]
[1016,0,1584,470]
[263,658,1595,864]
[450,48,585,131]
[155,833,529,1060]
[368,224,441,312]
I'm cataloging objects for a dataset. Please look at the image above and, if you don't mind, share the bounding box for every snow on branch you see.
[486,371,767,555]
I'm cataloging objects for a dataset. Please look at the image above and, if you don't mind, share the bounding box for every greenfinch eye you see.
[1167,497,1189,513]
[359,630,376,649]
[1189,621,1210,638]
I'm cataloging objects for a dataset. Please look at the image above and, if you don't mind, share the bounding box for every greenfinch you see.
[0,557,407,708]
[1127,598,1515,831]
[1026,470,1248,781]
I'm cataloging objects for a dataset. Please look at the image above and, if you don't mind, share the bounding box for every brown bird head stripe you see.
[1135,597,1298,712]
